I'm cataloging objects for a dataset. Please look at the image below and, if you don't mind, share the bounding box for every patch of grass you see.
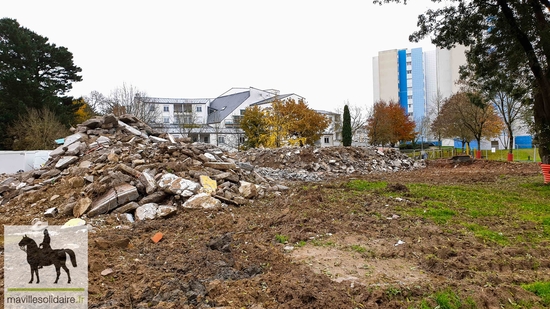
[522,281,550,306]
[433,289,463,309]
[311,239,335,247]
[415,289,470,309]
[275,234,288,244]
[295,240,307,247]
[346,180,387,191]
[463,223,509,246]
[397,178,550,245]
[426,207,456,224]
[385,286,401,298]
[349,244,366,253]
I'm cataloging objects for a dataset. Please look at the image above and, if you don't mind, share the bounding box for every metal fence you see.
[400,147,540,162]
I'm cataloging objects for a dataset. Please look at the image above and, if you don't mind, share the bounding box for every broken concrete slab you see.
[150,136,168,143]
[118,120,147,138]
[87,183,139,217]
[55,156,79,169]
[44,207,58,217]
[156,205,177,218]
[239,181,257,199]
[204,162,237,170]
[65,141,82,156]
[200,175,217,195]
[112,201,140,214]
[182,193,222,209]
[158,173,200,195]
[63,133,85,147]
[139,172,157,194]
[114,183,140,205]
[135,203,158,220]
[73,197,92,218]
[138,191,167,206]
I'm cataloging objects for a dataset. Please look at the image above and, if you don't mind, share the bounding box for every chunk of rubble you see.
[200,175,217,195]
[135,203,158,220]
[55,156,79,169]
[183,193,222,209]
[239,181,257,199]
[158,173,200,195]
[87,183,139,217]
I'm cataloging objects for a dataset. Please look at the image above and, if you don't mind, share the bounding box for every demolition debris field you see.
[0,114,548,308]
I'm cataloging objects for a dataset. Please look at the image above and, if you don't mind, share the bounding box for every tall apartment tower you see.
[372,46,467,124]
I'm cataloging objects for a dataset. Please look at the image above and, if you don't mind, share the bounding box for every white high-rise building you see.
[372,45,467,124]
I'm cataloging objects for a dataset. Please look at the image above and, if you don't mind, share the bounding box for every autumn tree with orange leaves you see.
[240,97,329,148]
[366,100,416,146]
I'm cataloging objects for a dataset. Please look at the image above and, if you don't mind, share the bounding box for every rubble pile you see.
[232,146,425,181]
[0,114,285,222]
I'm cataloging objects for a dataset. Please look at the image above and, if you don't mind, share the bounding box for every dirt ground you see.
[0,159,547,308]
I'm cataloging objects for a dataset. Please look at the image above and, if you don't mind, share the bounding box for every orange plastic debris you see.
[151,232,163,243]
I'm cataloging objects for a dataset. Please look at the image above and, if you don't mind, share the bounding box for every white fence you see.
[0,151,51,174]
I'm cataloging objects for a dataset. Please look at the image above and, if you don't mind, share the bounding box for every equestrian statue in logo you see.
[18,229,77,284]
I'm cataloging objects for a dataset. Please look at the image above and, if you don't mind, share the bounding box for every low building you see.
[140,87,340,149]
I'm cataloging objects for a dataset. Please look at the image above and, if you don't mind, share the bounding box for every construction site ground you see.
[0,158,547,308]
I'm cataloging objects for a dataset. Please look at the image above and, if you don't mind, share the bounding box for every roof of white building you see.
[139,97,212,104]
[206,91,250,124]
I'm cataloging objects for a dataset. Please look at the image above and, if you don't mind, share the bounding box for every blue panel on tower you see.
[398,49,407,110]
[411,48,425,124]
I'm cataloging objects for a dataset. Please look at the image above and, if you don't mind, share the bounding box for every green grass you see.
[522,281,550,306]
[346,180,387,191]
[416,289,474,309]
[349,244,366,253]
[295,240,307,247]
[403,147,540,162]
[463,223,509,246]
[383,176,550,245]
[275,234,288,244]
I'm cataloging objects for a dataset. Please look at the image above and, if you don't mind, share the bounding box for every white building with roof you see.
[139,87,340,148]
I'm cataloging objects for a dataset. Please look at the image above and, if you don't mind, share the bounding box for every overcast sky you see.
[3,0,438,112]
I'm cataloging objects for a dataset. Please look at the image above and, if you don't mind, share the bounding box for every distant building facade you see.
[373,46,466,123]
[139,87,341,149]
[372,46,533,150]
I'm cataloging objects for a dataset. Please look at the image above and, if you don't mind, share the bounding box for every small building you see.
[140,87,340,149]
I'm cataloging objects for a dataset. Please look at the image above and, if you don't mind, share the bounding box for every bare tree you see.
[84,91,109,115]
[335,101,367,141]
[489,90,528,153]
[89,83,160,124]
[428,89,446,149]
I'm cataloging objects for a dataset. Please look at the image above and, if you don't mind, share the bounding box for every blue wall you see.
[411,48,425,123]
[397,49,408,110]
[515,136,533,149]
[453,136,533,150]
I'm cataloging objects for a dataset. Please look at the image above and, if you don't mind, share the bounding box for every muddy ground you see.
[0,159,547,308]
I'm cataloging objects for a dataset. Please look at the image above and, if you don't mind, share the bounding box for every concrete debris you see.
[44,207,58,217]
[232,146,425,181]
[0,113,425,222]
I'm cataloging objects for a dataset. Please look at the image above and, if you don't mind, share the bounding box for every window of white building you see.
[196,106,202,112]
[163,106,169,112]
[163,117,170,123]
[324,137,330,144]
[218,136,225,144]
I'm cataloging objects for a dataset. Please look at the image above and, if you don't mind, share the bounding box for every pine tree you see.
[0,18,82,149]
[342,105,352,146]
